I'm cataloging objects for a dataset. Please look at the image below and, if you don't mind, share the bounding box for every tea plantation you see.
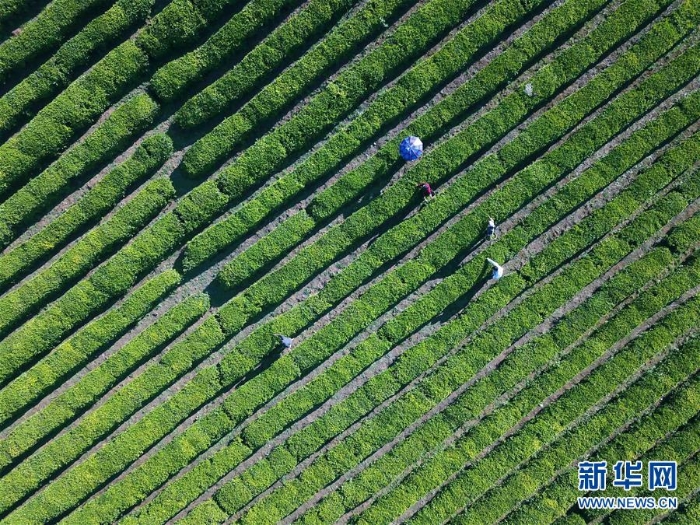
[0,0,699,523]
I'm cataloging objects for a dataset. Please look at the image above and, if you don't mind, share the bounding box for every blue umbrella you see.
[399,136,423,161]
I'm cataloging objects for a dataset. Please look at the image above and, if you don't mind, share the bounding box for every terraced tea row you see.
[428,340,700,525]
[0,133,172,291]
[0,0,153,139]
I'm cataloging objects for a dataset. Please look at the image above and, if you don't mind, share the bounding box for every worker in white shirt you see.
[486,217,497,240]
[486,258,504,280]
[275,334,293,349]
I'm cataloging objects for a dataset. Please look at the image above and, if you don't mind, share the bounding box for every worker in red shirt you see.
[417,182,435,201]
